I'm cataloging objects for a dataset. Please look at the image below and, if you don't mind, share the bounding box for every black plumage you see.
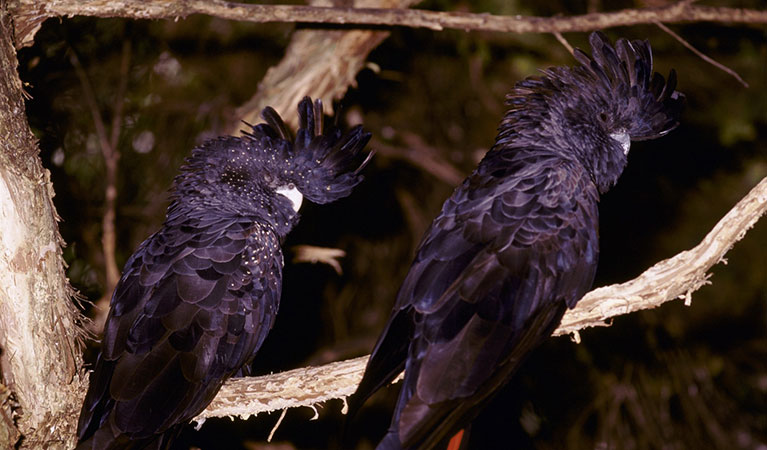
[76,97,372,450]
[348,32,684,449]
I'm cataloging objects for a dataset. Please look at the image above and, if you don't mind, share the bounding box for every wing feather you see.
[79,218,282,441]
[354,150,600,448]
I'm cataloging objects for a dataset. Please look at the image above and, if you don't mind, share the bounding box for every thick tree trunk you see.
[0,4,86,449]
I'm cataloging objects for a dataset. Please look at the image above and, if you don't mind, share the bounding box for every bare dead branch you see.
[554,175,767,337]
[267,408,288,442]
[70,43,130,333]
[193,355,369,424]
[553,31,575,55]
[13,0,767,43]
[229,0,421,132]
[231,24,391,132]
[110,40,131,153]
[655,21,749,88]
[291,245,347,276]
[69,50,112,172]
[373,135,466,186]
[194,175,767,423]
[101,39,130,293]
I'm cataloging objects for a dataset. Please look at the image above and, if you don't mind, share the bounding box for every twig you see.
[195,175,767,422]
[100,39,130,295]
[655,21,749,88]
[267,409,287,442]
[14,1,767,37]
[110,40,131,152]
[69,49,119,294]
[69,50,111,169]
[373,135,465,186]
[553,31,575,54]
[69,40,131,332]
[291,245,347,275]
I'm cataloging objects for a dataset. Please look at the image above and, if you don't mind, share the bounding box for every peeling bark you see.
[0,383,19,448]
[0,5,86,449]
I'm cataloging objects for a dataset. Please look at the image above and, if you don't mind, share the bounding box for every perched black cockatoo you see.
[76,97,372,450]
[348,32,684,449]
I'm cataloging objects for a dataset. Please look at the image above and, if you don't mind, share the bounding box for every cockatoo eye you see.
[276,183,303,212]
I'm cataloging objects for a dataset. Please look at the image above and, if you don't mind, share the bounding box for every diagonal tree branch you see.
[11,0,767,47]
[654,21,749,88]
[194,175,767,424]
[228,0,420,132]
[69,39,132,333]
[553,175,767,337]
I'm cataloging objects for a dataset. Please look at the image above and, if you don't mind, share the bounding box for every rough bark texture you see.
[193,355,369,424]
[0,4,86,449]
[0,383,19,449]
[10,0,767,49]
[194,175,767,421]
[554,175,767,336]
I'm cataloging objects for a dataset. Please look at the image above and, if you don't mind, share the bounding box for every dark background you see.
[17,1,766,448]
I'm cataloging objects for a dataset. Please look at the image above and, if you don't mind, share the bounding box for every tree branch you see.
[226,0,420,132]
[69,40,130,333]
[654,21,749,88]
[372,134,466,187]
[12,0,767,46]
[553,175,767,337]
[194,175,767,423]
[291,245,347,275]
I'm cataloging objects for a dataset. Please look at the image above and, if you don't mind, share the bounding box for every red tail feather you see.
[446,429,465,450]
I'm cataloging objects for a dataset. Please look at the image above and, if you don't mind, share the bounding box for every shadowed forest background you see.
[15,1,767,448]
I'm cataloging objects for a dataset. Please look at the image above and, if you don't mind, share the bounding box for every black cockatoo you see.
[348,32,684,449]
[76,97,372,449]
